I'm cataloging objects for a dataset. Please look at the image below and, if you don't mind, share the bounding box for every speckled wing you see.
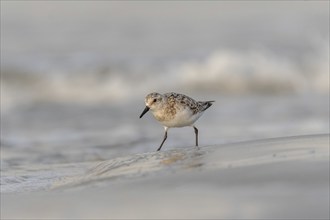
[164,92,214,115]
[165,92,196,109]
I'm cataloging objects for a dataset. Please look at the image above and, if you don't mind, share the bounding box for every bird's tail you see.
[199,101,215,111]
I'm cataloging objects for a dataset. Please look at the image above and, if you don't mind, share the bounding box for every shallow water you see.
[2,94,329,171]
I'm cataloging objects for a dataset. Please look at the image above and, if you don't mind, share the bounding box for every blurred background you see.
[1,1,329,166]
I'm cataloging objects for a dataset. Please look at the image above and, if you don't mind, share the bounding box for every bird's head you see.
[139,92,164,118]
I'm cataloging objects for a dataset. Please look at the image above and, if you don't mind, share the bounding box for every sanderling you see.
[139,92,214,151]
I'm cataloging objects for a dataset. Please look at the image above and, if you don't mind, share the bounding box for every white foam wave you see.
[173,47,329,94]
[2,46,328,111]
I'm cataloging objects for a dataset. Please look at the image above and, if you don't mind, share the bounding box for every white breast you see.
[159,108,203,128]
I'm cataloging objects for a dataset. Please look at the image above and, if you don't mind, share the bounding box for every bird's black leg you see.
[193,126,198,146]
[157,129,168,151]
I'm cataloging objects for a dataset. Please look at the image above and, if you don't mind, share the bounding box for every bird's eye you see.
[153,98,157,102]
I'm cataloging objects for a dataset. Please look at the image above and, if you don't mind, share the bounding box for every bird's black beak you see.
[139,106,150,118]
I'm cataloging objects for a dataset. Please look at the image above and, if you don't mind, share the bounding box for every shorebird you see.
[139,92,214,151]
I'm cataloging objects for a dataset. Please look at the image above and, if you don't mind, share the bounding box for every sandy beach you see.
[2,134,329,219]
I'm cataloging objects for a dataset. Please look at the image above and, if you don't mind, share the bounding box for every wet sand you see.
[2,134,329,219]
